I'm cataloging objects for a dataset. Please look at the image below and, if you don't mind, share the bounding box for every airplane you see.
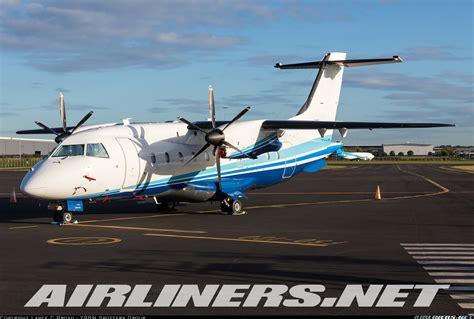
[336,149,375,161]
[17,52,454,223]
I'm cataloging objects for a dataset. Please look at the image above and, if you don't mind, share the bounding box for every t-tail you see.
[275,52,403,139]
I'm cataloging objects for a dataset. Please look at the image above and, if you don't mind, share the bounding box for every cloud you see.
[344,70,473,128]
[55,87,71,93]
[345,70,472,103]
[398,46,471,61]
[0,0,283,73]
[244,54,303,66]
[0,111,19,117]
[40,102,108,111]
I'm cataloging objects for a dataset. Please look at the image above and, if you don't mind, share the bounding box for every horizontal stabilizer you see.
[275,56,402,69]
[261,120,454,130]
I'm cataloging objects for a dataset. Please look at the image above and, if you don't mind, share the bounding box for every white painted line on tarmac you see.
[418,261,474,265]
[424,266,474,271]
[450,294,474,299]
[401,244,474,247]
[412,256,474,260]
[408,251,474,255]
[458,303,474,309]
[428,272,474,276]
[406,248,474,251]
[435,279,474,284]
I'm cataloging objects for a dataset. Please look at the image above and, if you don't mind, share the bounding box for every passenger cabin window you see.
[165,152,170,163]
[52,144,85,157]
[86,143,109,158]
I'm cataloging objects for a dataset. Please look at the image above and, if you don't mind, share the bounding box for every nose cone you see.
[20,170,47,199]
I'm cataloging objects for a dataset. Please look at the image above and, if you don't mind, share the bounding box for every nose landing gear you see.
[49,202,78,224]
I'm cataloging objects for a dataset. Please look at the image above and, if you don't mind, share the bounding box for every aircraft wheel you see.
[232,200,243,214]
[156,200,176,211]
[62,212,73,223]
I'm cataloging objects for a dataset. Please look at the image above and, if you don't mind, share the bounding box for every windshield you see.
[52,144,85,157]
[86,143,109,158]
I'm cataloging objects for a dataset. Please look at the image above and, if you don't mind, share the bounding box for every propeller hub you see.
[205,129,225,146]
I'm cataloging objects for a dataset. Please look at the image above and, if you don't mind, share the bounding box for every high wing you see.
[17,126,75,135]
[188,120,454,130]
[261,120,454,130]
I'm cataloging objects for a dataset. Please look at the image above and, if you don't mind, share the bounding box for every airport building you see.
[382,143,434,156]
[344,143,435,157]
[0,137,56,156]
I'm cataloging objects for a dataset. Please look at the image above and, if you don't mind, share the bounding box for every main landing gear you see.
[220,197,246,216]
[49,202,77,224]
[154,198,176,212]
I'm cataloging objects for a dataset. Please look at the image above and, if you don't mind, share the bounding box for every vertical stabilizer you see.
[292,52,346,121]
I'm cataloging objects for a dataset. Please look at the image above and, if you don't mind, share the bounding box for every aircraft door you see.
[116,137,140,191]
[282,157,296,178]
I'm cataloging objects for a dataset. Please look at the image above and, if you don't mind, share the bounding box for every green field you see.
[0,158,42,169]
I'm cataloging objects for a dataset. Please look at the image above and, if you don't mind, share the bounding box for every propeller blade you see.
[59,92,67,134]
[34,121,60,136]
[222,141,247,157]
[215,147,222,192]
[177,117,207,134]
[70,111,93,134]
[222,106,250,131]
[184,143,211,165]
[208,85,216,128]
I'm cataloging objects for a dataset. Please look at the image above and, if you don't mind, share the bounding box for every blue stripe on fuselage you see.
[72,138,342,200]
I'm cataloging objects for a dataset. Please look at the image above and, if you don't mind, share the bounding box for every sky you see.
[0,0,472,145]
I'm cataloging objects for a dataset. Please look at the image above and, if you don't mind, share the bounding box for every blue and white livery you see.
[18,52,453,221]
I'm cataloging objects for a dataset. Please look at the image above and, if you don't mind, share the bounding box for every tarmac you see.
[0,164,473,315]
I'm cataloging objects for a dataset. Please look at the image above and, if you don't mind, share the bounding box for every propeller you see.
[34,93,94,143]
[177,85,251,192]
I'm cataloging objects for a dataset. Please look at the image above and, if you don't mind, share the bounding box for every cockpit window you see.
[52,144,85,157]
[86,143,109,158]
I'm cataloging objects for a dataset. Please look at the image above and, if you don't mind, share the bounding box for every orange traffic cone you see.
[10,187,17,204]
[375,185,382,200]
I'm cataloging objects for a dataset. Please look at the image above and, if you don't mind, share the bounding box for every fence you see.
[0,157,42,169]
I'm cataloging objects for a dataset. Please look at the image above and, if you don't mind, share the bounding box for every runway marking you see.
[144,233,347,247]
[429,272,474,276]
[418,261,474,265]
[408,252,474,255]
[458,303,474,309]
[69,223,206,234]
[8,225,38,230]
[250,191,433,195]
[424,267,474,271]
[234,166,452,212]
[435,279,474,284]
[47,237,121,245]
[439,166,474,175]
[412,256,474,260]
[79,213,184,224]
[450,294,474,299]
[402,243,474,247]
[402,243,474,314]
[406,248,474,251]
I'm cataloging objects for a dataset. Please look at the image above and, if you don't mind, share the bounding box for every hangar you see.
[0,137,55,156]
[382,143,434,156]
